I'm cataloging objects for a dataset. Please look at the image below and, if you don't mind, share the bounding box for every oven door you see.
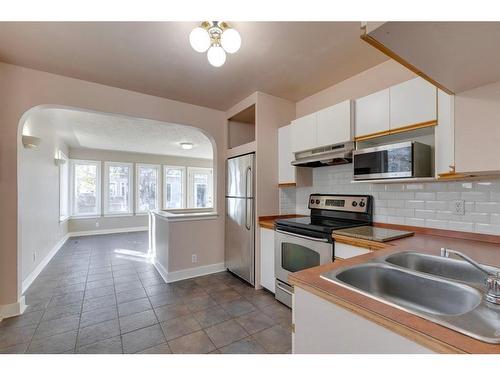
[353,142,413,180]
[274,229,333,285]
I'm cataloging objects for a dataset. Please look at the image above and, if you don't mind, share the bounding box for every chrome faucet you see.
[441,248,500,305]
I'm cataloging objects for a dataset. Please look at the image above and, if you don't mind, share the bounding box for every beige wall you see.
[67,147,213,233]
[19,122,69,282]
[295,60,415,118]
[0,61,226,307]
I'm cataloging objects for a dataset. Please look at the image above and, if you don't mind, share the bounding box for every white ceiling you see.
[25,107,214,159]
[0,22,388,110]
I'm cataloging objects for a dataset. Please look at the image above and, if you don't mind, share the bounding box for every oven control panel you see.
[308,194,370,213]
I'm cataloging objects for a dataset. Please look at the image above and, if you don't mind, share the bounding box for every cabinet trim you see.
[354,119,437,141]
[360,27,454,96]
[278,182,297,188]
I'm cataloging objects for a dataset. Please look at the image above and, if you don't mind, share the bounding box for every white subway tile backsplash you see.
[280,163,500,235]
[415,209,436,219]
[475,223,500,235]
[436,191,461,201]
[387,200,405,208]
[425,201,448,211]
[461,191,490,202]
[425,219,449,230]
[475,202,500,213]
[405,217,425,227]
[448,221,474,232]
[415,192,436,201]
[406,200,425,209]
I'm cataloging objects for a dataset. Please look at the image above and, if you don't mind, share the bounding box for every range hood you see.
[291,141,354,168]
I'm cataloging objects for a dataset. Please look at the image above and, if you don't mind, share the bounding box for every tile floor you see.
[0,232,292,354]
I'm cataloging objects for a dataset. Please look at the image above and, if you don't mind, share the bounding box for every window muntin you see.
[163,166,185,209]
[104,162,133,215]
[71,160,101,216]
[136,164,160,213]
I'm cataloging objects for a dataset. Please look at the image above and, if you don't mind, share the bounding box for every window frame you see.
[163,165,186,210]
[103,161,133,216]
[58,151,69,222]
[187,167,214,209]
[135,163,161,214]
[70,159,102,218]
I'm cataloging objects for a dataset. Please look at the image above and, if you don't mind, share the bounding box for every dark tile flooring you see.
[0,232,292,354]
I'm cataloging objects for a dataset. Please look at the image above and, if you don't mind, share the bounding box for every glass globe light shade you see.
[189,27,210,53]
[221,28,241,54]
[207,46,226,67]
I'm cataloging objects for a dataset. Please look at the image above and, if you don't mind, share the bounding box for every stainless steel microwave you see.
[352,141,432,180]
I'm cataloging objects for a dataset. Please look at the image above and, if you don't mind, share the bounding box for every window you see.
[59,151,69,221]
[163,166,185,209]
[187,167,213,208]
[104,162,133,215]
[71,160,101,217]
[136,164,160,213]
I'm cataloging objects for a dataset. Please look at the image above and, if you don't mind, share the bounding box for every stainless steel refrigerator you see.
[225,153,255,285]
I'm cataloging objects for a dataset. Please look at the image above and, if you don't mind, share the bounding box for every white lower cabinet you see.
[292,286,435,354]
[260,228,275,293]
[334,242,371,259]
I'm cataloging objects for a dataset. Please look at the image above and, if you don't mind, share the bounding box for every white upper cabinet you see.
[355,88,390,138]
[390,77,437,129]
[316,100,353,147]
[290,113,317,153]
[278,125,294,184]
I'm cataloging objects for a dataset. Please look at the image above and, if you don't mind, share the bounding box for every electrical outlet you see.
[453,200,465,215]
[95,221,100,227]
[191,254,198,263]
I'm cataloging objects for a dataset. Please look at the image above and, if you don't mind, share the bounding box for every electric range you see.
[273,194,373,307]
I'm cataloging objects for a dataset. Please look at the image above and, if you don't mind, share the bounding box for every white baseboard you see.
[22,234,70,294]
[68,226,148,237]
[153,261,226,283]
[0,296,26,321]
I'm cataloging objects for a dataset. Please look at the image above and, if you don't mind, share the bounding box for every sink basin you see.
[321,253,500,343]
[384,251,499,286]
[327,263,481,316]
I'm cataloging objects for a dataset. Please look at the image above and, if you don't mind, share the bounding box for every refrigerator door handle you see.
[245,166,252,230]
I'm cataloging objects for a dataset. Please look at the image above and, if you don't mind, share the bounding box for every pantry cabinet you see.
[260,227,275,293]
[390,77,437,129]
[355,88,390,138]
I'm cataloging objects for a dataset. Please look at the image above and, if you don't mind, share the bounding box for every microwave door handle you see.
[275,229,329,243]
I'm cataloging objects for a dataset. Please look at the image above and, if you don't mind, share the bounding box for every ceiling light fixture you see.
[180,142,194,150]
[189,21,241,67]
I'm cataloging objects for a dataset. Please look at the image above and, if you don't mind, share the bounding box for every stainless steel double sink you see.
[321,251,500,343]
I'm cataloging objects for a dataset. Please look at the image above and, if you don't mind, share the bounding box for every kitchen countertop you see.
[289,224,500,353]
[259,214,306,229]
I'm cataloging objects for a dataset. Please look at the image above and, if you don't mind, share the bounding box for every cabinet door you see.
[316,100,353,147]
[335,243,371,259]
[290,113,317,153]
[355,89,390,138]
[260,228,275,293]
[435,89,455,176]
[390,77,437,130]
[278,125,295,184]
